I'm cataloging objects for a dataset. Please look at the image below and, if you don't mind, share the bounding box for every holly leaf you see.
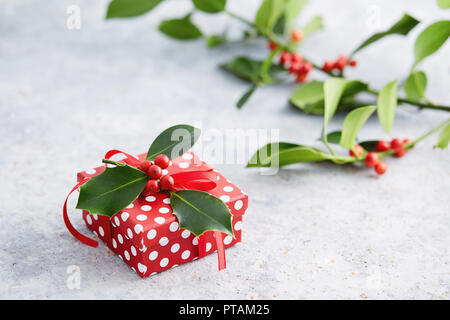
[404,71,427,101]
[302,15,323,38]
[147,124,200,160]
[377,80,398,134]
[76,165,148,217]
[222,56,284,83]
[247,142,303,167]
[340,106,376,149]
[206,34,227,48]
[321,131,342,144]
[170,190,234,237]
[255,0,290,33]
[106,0,164,19]
[352,14,419,55]
[323,78,348,138]
[438,0,450,9]
[237,84,258,109]
[435,123,450,149]
[192,0,226,13]
[414,20,450,67]
[159,15,203,40]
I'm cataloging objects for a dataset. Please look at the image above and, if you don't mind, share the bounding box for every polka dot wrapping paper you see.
[76,152,248,278]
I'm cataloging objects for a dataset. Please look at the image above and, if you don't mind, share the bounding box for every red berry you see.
[291,29,304,42]
[323,60,334,72]
[299,61,313,74]
[289,62,302,74]
[376,140,390,152]
[390,138,403,151]
[160,175,175,191]
[374,162,387,175]
[143,179,159,195]
[279,51,291,65]
[291,53,303,63]
[394,149,407,158]
[335,55,348,70]
[268,41,278,51]
[147,165,162,179]
[403,138,411,145]
[364,152,380,167]
[349,59,357,67]
[138,160,152,172]
[154,154,170,169]
[349,144,364,157]
[295,72,308,83]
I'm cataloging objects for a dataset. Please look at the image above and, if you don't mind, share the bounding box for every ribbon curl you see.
[63,150,227,272]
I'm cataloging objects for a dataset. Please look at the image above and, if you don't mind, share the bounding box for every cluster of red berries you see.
[278,51,313,83]
[322,55,357,73]
[138,154,174,196]
[349,137,411,175]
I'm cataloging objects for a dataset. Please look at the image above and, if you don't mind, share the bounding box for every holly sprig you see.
[76,124,234,237]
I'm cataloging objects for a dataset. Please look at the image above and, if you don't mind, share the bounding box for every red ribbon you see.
[63,150,227,271]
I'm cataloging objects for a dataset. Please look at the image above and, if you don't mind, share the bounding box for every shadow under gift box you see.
[76,152,248,278]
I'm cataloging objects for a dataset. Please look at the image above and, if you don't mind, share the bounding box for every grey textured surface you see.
[1,0,449,299]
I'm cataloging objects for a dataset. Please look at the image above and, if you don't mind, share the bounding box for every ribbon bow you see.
[63,150,227,272]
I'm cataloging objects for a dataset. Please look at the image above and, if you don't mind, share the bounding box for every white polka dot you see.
[159,237,169,246]
[126,203,134,209]
[134,224,143,234]
[114,216,120,226]
[137,263,147,274]
[136,214,148,221]
[223,186,234,192]
[178,162,189,169]
[141,205,151,211]
[181,250,191,260]
[112,239,117,248]
[206,243,212,252]
[224,235,233,245]
[124,250,130,260]
[234,221,242,231]
[220,195,230,202]
[154,217,165,224]
[170,243,180,253]
[192,237,199,246]
[131,246,137,256]
[234,200,243,210]
[169,221,179,232]
[162,169,169,175]
[118,255,123,261]
[118,234,123,244]
[149,251,158,261]
[145,196,156,202]
[92,214,98,221]
[85,168,96,174]
[217,175,220,180]
[127,228,133,239]
[98,226,104,237]
[160,258,169,267]
[181,230,191,239]
[163,198,171,204]
[182,153,193,160]
[159,207,170,214]
[147,229,157,240]
[86,215,92,225]
[93,231,98,237]
[121,211,129,222]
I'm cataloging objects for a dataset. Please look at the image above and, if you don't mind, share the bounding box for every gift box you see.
[76,151,248,278]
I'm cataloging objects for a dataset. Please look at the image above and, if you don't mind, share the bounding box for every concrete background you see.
[0,0,449,299]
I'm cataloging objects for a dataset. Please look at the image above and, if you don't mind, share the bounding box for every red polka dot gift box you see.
[70,151,248,278]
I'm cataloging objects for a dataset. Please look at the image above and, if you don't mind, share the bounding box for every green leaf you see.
[438,0,450,9]
[192,0,226,13]
[352,14,420,55]
[255,0,289,33]
[147,124,201,160]
[435,123,450,149]
[302,15,323,38]
[323,78,348,130]
[106,0,164,19]
[159,15,203,40]
[321,131,342,144]
[206,35,227,48]
[339,106,376,149]
[285,0,308,23]
[170,190,233,237]
[76,165,148,217]
[222,56,283,83]
[290,80,368,114]
[377,80,398,134]
[247,142,303,167]
[404,71,427,101]
[237,84,258,109]
[359,140,379,152]
[414,20,450,67]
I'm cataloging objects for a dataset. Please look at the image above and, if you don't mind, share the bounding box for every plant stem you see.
[102,159,126,166]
